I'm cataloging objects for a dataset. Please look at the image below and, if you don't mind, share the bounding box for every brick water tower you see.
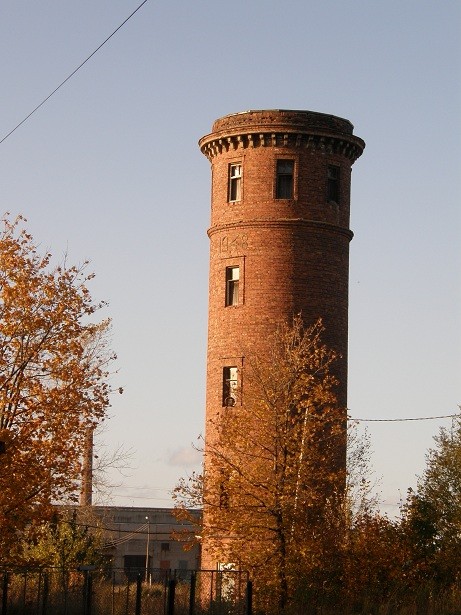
[199,109,364,569]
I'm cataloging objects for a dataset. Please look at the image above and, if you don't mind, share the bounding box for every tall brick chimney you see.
[199,109,364,569]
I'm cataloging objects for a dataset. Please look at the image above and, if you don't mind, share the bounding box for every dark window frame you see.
[228,163,242,202]
[225,266,240,306]
[275,159,294,199]
[222,366,238,407]
[327,165,340,203]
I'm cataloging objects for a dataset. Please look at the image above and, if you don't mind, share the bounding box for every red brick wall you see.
[199,109,365,569]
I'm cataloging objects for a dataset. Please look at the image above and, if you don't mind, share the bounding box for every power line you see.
[110,485,171,492]
[0,0,148,145]
[349,412,460,423]
[104,523,149,547]
[62,519,196,536]
[115,495,173,500]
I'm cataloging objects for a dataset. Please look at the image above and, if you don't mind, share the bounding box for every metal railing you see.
[0,567,252,615]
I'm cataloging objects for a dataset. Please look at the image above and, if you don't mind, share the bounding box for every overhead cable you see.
[0,0,148,145]
[349,412,459,423]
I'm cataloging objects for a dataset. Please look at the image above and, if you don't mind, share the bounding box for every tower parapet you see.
[200,109,364,163]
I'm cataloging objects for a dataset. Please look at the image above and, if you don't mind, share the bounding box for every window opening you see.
[219,481,229,509]
[229,163,242,202]
[222,367,238,406]
[160,561,171,573]
[276,160,294,199]
[225,266,239,306]
[327,165,340,203]
[178,561,189,579]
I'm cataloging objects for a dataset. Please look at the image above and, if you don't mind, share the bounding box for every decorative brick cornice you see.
[199,130,364,163]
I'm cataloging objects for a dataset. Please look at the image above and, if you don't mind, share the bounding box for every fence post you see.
[125,577,130,614]
[167,578,176,615]
[1,572,8,615]
[41,572,49,615]
[82,570,93,615]
[135,574,142,615]
[188,571,196,615]
[246,580,253,615]
[87,573,93,615]
[82,570,88,615]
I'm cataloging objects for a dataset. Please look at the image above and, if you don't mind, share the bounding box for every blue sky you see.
[1,1,460,515]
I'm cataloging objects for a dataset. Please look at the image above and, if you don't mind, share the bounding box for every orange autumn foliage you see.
[176,317,347,613]
[0,215,116,562]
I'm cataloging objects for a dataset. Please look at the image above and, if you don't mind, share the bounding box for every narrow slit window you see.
[225,266,239,306]
[229,164,242,202]
[327,165,340,203]
[276,160,294,199]
[222,366,238,407]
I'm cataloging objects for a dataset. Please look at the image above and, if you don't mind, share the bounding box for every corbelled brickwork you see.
[199,109,365,569]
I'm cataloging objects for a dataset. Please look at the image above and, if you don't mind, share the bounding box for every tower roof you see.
[200,109,365,163]
[211,109,356,135]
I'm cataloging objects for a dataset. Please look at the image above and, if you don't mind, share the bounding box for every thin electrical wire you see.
[349,412,459,423]
[0,0,148,145]
[62,519,194,536]
[110,485,172,493]
[110,493,173,501]
[104,523,148,547]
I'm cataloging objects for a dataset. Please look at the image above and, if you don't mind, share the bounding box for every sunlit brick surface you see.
[199,109,365,569]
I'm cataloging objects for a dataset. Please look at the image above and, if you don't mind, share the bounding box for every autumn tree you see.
[176,317,348,612]
[21,508,106,611]
[22,509,104,570]
[90,428,133,504]
[400,414,461,586]
[0,215,117,562]
[345,424,379,519]
[341,415,461,613]
[343,511,408,611]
